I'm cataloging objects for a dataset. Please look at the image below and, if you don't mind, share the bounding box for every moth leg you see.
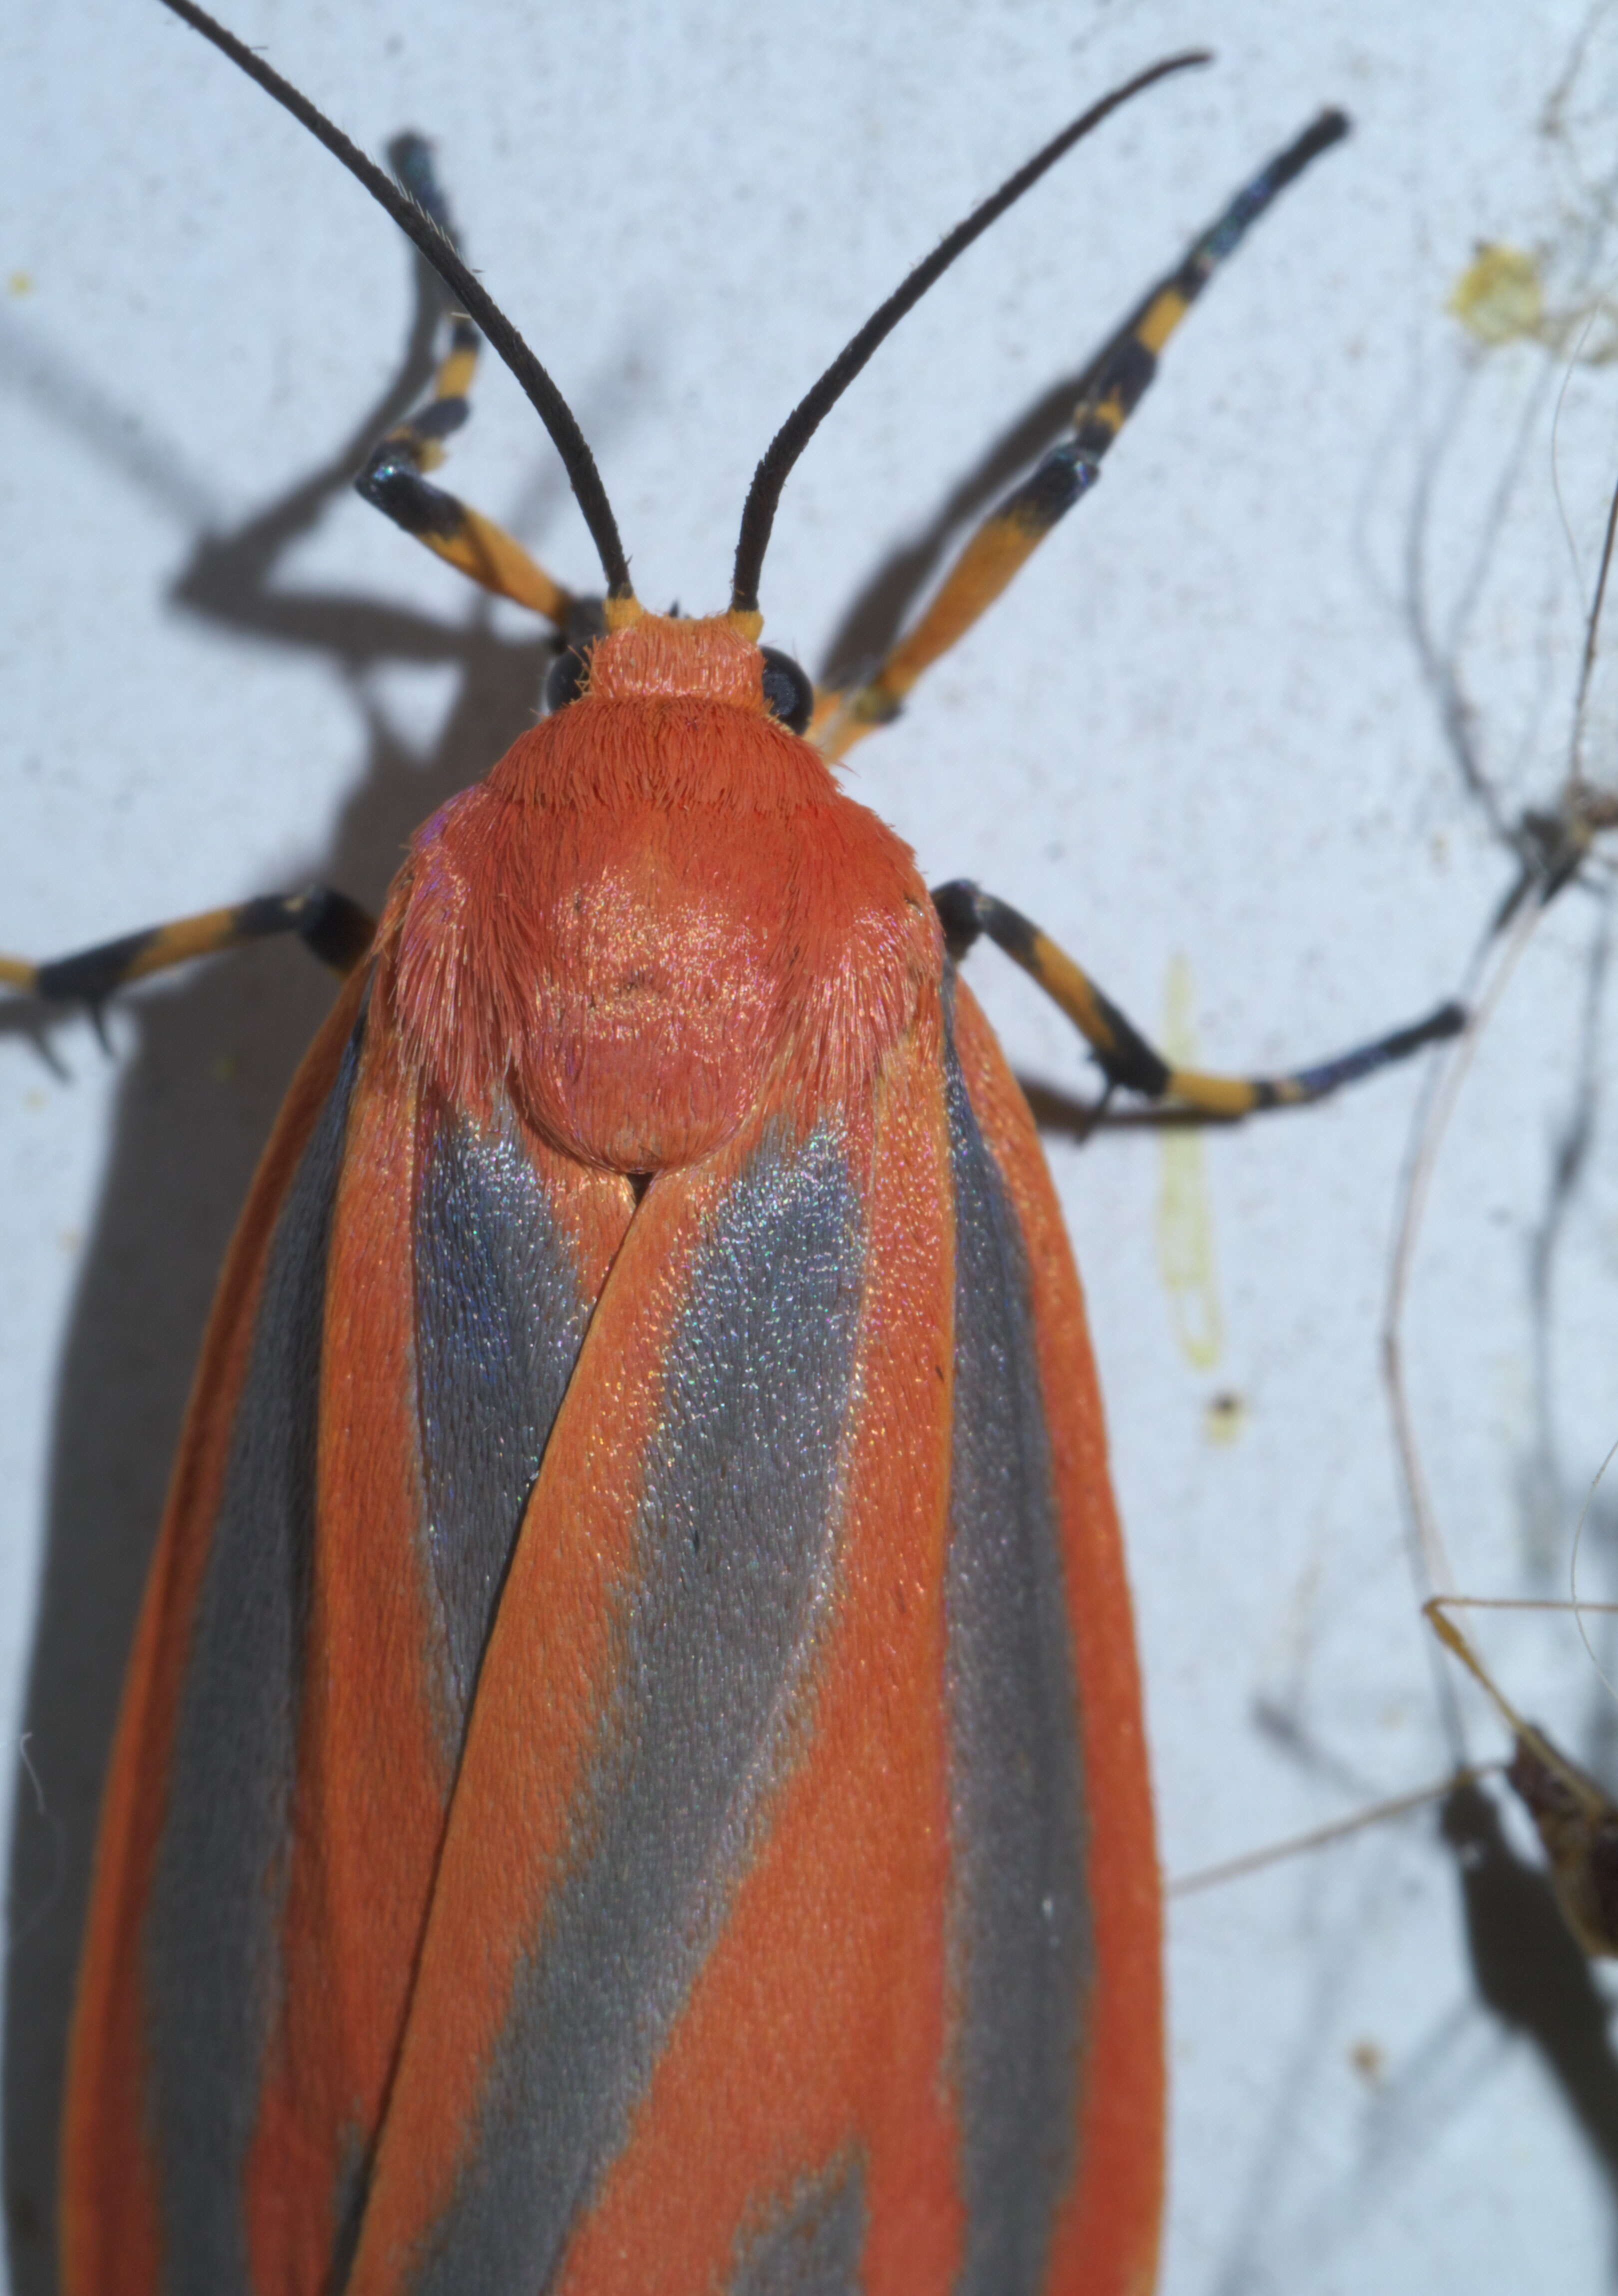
[354,134,576,627]
[934,880,1464,1118]
[0,888,376,1012]
[814,110,1346,763]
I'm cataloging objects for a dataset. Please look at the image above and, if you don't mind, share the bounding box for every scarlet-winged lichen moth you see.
[0,4,1468,2296]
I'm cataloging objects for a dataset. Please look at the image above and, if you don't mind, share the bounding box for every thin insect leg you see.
[354,135,577,626]
[0,889,376,1014]
[934,880,1464,1118]
[1169,1772,1479,1898]
[814,110,1348,761]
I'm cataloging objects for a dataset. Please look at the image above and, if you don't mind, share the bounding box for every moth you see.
[4,6,1462,2292]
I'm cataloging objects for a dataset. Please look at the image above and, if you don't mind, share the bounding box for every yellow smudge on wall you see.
[1156,954,1224,1372]
[1448,243,1545,346]
[1448,240,1618,364]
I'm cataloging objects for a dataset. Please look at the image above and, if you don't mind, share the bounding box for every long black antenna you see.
[156,0,634,600]
[731,50,1210,615]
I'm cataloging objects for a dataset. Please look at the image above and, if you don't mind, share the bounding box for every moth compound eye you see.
[545,646,590,714]
[760,648,814,736]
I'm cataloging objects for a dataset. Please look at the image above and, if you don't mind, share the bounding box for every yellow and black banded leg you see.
[354,134,578,630]
[815,110,1348,762]
[0,889,375,1019]
[934,881,1464,1118]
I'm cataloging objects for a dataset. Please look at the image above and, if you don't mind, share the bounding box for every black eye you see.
[760,646,813,736]
[545,646,590,714]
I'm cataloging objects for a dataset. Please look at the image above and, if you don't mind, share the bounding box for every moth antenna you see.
[730,49,1210,615]
[156,0,634,600]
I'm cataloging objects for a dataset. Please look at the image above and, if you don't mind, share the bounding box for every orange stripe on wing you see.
[246,1020,640,2284]
[554,1011,962,2296]
[344,1128,729,2288]
[243,1013,445,2286]
[60,968,369,2296]
[952,980,1162,2296]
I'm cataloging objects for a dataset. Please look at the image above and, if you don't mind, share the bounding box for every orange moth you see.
[2,6,1465,2292]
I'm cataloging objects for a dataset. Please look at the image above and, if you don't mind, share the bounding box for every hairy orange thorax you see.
[380,614,940,1170]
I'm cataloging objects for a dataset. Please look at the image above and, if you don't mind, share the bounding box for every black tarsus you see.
[34,931,162,1014]
[730,50,1212,614]
[154,0,634,599]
